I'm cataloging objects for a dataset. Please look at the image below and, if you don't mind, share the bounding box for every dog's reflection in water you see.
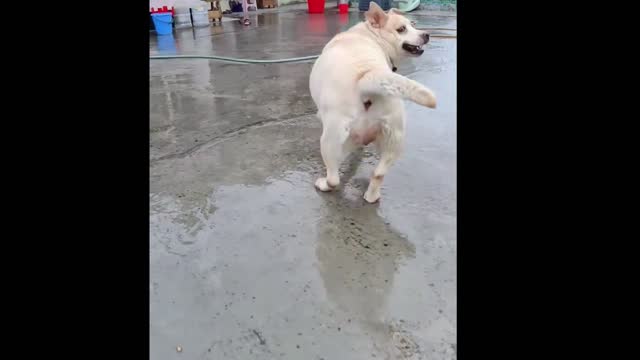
[315,151,417,358]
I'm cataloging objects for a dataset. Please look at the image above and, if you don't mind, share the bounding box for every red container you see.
[150,6,174,15]
[307,0,325,13]
[338,3,348,13]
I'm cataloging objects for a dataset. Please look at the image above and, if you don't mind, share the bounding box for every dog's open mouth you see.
[402,43,424,56]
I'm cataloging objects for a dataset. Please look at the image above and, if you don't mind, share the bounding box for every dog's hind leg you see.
[315,117,352,192]
[364,125,404,203]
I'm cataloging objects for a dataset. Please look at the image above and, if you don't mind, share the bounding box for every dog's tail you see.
[358,70,436,108]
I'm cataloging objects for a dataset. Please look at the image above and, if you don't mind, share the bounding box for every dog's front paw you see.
[421,88,437,109]
[315,177,334,192]
[363,189,381,203]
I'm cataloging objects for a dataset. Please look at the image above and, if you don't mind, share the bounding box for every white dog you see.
[309,2,437,203]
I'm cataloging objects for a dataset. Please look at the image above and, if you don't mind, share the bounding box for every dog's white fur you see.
[309,2,436,203]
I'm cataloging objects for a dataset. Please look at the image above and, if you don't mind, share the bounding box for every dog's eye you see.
[396,26,406,33]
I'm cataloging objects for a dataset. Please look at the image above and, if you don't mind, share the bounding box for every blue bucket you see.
[157,33,177,53]
[151,13,173,35]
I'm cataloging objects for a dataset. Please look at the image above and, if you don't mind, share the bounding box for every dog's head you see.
[364,2,430,58]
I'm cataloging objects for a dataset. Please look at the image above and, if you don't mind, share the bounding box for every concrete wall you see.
[151,0,205,10]
[149,0,456,11]
[150,0,307,11]
[278,0,306,5]
[150,0,233,11]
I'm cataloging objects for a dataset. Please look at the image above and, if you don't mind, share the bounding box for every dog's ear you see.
[365,2,388,28]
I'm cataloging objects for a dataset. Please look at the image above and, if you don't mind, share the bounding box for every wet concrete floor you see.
[150,7,456,360]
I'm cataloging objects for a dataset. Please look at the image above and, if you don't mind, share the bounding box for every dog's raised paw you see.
[422,89,437,109]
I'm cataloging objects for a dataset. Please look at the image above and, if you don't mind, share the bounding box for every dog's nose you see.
[422,32,430,42]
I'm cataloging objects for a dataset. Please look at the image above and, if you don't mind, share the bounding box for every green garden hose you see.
[149,54,320,64]
[149,29,455,64]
